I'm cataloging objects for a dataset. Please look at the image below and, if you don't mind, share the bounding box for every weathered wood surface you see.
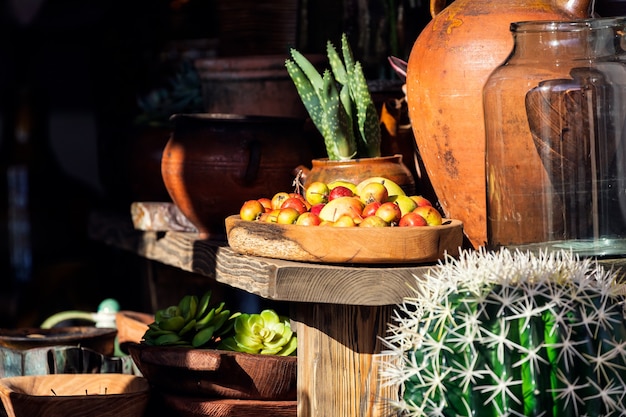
[89,210,434,306]
[293,304,399,417]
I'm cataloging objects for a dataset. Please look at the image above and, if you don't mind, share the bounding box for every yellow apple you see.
[355,177,405,198]
[413,206,443,226]
[318,196,364,223]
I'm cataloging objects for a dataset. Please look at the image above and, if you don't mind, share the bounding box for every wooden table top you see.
[88,210,436,306]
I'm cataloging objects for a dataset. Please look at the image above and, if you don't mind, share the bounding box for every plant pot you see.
[296,154,416,195]
[127,343,297,401]
[161,113,314,238]
[194,54,325,119]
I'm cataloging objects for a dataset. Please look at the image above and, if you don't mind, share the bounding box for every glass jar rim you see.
[510,17,626,33]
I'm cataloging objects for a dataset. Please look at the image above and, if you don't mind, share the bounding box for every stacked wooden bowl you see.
[128,343,297,417]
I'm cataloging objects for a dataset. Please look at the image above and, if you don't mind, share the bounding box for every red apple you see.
[305,181,330,205]
[239,200,265,221]
[409,195,433,207]
[258,197,272,212]
[329,185,354,201]
[295,212,321,226]
[309,203,326,216]
[362,201,382,218]
[413,206,443,226]
[375,202,402,225]
[281,197,308,214]
[399,212,428,227]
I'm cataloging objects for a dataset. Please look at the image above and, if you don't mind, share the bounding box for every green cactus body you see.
[382,249,626,416]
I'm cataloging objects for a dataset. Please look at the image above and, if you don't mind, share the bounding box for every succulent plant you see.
[285,33,381,161]
[134,60,204,127]
[218,309,297,356]
[381,248,626,416]
[141,291,296,356]
[142,290,238,348]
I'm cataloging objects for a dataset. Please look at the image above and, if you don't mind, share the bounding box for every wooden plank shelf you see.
[88,210,435,306]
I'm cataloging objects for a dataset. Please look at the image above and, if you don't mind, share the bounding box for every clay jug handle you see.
[243,140,262,185]
[430,0,448,17]
[293,164,311,185]
[555,0,592,18]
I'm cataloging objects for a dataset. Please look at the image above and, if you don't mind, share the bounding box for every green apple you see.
[389,195,418,216]
[276,207,300,224]
[305,181,330,205]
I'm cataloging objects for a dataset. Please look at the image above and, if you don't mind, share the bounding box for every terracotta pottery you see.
[194,54,324,119]
[406,0,592,248]
[161,113,314,238]
[296,154,416,195]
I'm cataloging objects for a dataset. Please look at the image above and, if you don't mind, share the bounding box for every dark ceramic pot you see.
[161,113,314,238]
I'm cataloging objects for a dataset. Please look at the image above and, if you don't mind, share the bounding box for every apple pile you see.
[238,177,445,228]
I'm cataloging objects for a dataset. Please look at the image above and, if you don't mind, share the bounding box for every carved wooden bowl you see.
[0,374,150,417]
[225,215,463,264]
[127,343,297,401]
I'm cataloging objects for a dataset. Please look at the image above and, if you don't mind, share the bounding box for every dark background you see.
[0,0,432,328]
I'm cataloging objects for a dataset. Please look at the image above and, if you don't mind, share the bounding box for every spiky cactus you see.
[381,248,626,416]
[285,33,381,161]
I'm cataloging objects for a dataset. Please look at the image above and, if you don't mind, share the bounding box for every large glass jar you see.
[484,18,626,256]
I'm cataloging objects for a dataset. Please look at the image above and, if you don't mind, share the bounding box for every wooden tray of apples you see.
[225,178,464,265]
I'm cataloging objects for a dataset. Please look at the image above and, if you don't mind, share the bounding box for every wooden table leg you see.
[292,303,399,417]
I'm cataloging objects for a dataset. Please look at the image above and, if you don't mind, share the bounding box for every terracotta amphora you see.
[406,0,592,248]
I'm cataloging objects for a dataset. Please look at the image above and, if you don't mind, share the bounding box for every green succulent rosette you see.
[218,309,297,356]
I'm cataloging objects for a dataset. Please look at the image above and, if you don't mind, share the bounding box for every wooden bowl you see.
[0,327,118,357]
[159,393,296,417]
[115,311,154,346]
[127,343,297,400]
[0,374,150,417]
[0,345,137,378]
[225,215,463,264]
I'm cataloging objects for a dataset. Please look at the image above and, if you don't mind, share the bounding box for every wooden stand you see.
[89,210,626,417]
[89,211,434,417]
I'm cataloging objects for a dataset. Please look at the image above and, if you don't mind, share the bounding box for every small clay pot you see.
[296,154,416,195]
[161,113,314,238]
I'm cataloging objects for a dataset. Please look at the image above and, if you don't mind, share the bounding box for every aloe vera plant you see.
[381,248,626,416]
[285,33,381,161]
